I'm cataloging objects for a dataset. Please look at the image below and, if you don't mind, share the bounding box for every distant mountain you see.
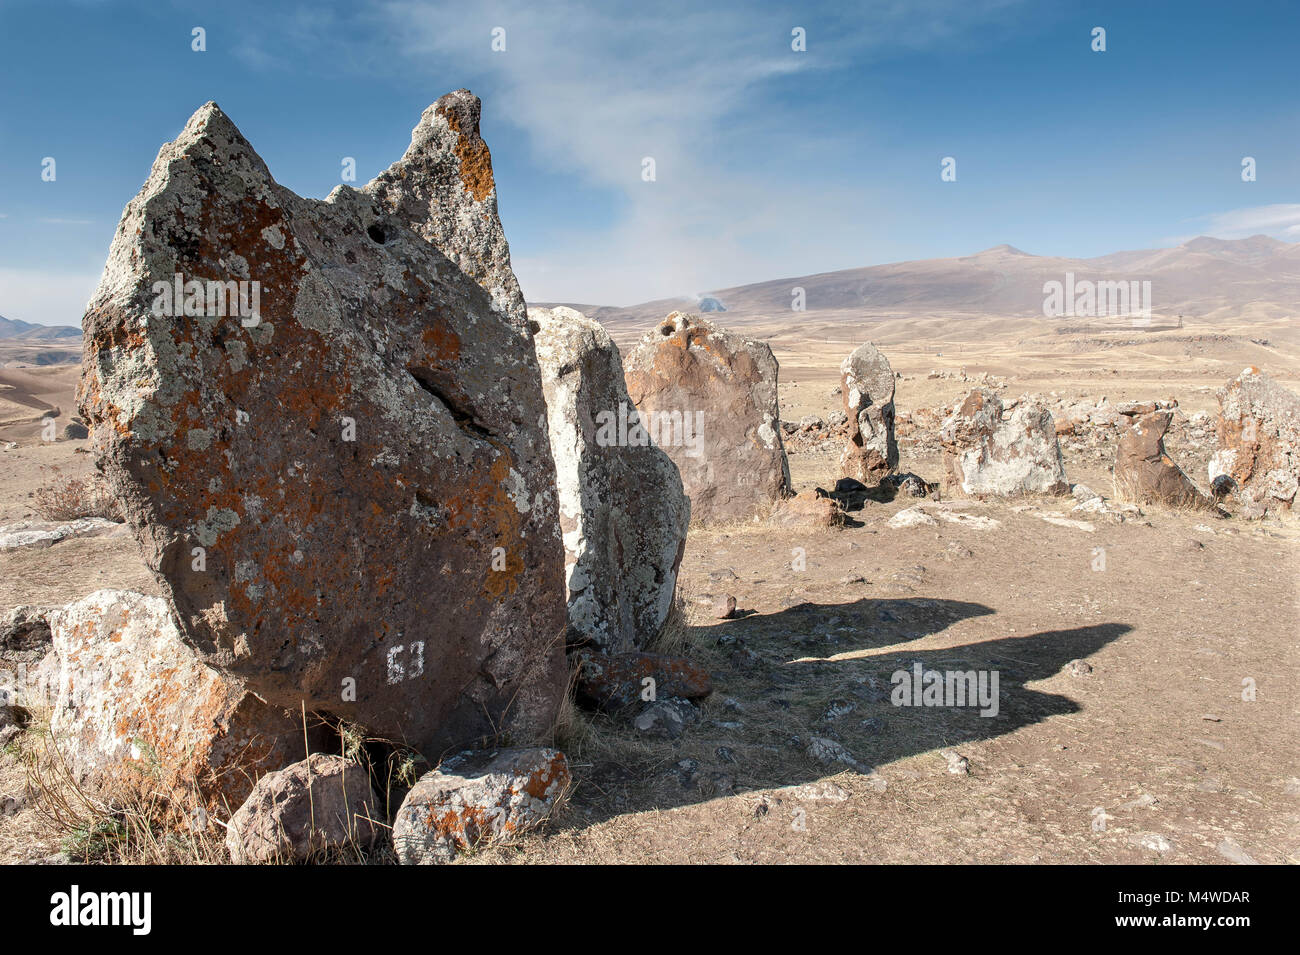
[544,235,1300,330]
[0,314,82,341]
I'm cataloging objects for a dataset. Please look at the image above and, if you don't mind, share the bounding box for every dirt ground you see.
[2,319,1298,864]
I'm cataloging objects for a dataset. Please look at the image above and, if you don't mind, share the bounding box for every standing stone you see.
[839,342,897,486]
[1114,410,1210,508]
[1209,367,1300,516]
[77,95,567,757]
[47,591,316,815]
[529,306,689,652]
[623,312,790,523]
[940,389,1068,496]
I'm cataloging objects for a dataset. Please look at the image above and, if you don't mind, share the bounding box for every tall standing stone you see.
[623,312,790,523]
[530,306,689,651]
[1114,410,1209,507]
[839,342,897,486]
[77,95,567,757]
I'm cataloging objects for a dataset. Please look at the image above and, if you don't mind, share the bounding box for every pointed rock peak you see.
[978,243,1030,256]
[176,101,245,147]
[366,90,525,325]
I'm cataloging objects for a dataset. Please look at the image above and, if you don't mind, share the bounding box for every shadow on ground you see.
[563,595,1129,827]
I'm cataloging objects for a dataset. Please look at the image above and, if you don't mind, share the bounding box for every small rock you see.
[633,697,700,739]
[712,595,737,620]
[1065,659,1094,677]
[888,507,937,529]
[392,748,570,865]
[1130,832,1173,853]
[806,736,866,771]
[820,699,857,722]
[573,649,712,712]
[225,755,379,864]
[942,750,970,775]
[1216,837,1258,865]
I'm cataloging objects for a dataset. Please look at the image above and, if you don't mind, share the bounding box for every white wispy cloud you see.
[345,0,1029,304]
[1195,204,1300,238]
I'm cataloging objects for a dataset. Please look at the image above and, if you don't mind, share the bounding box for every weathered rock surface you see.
[633,697,699,739]
[839,342,897,485]
[572,649,712,712]
[1209,367,1300,516]
[77,93,567,754]
[392,747,569,864]
[46,591,315,813]
[225,754,379,863]
[367,91,527,326]
[0,605,54,663]
[768,488,848,529]
[888,506,937,529]
[623,312,790,523]
[940,390,1068,496]
[530,306,689,652]
[0,518,126,552]
[1114,411,1210,507]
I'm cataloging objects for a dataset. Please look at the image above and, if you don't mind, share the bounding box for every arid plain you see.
[3,267,1297,862]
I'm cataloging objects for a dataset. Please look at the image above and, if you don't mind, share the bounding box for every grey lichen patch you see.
[260,225,286,250]
[187,428,213,451]
[191,507,241,548]
[224,339,249,372]
[292,269,342,334]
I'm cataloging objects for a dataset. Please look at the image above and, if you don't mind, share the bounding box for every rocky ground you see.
[3,361,1296,864]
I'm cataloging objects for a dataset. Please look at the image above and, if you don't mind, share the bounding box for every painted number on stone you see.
[386,641,425,685]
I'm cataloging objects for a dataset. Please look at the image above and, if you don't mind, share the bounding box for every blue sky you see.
[1,0,1298,325]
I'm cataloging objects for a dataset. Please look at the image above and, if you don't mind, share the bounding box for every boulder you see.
[392,747,569,864]
[1209,367,1300,516]
[940,389,1068,496]
[225,754,379,863]
[572,649,712,712]
[623,312,790,523]
[839,342,897,485]
[529,306,689,652]
[1114,411,1210,508]
[768,488,848,528]
[46,591,317,814]
[77,93,567,754]
[0,518,126,552]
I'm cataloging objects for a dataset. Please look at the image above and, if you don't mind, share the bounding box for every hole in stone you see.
[366,224,388,244]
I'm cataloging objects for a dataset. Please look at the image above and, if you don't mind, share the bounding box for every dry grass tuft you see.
[31,467,121,522]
